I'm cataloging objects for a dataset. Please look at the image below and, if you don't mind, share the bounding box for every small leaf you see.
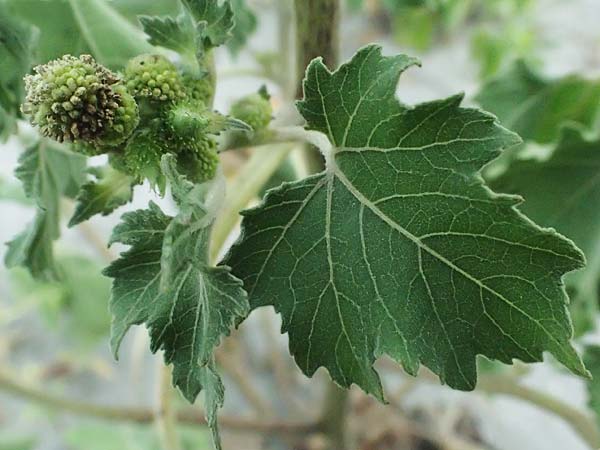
[476,60,600,145]
[104,156,248,449]
[69,166,135,227]
[5,142,86,280]
[139,14,196,56]
[491,126,600,335]
[181,0,234,53]
[227,0,257,55]
[225,45,587,398]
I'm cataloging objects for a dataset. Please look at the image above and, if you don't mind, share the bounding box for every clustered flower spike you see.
[124,55,186,103]
[22,55,139,147]
[183,74,214,105]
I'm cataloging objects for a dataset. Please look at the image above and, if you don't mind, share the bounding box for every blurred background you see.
[1,0,600,449]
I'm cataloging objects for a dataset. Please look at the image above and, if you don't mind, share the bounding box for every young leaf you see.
[224,45,587,398]
[5,142,86,280]
[139,14,196,57]
[104,156,248,449]
[69,166,135,227]
[181,0,234,53]
[476,60,600,144]
[491,126,600,335]
[227,0,257,55]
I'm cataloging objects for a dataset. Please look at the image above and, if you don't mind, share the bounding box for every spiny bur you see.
[22,55,139,149]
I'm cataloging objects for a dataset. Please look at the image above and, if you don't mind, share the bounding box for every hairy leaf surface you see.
[225,45,587,397]
[476,61,600,144]
[69,166,135,227]
[139,14,196,56]
[228,0,257,55]
[181,0,234,52]
[104,156,248,449]
[0,5,37,138]
[5,142,86,280]
[491,126,600,335]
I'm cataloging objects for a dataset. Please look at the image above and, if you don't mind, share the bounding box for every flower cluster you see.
[22,55,138,147]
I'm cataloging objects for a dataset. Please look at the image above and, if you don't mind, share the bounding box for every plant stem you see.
[476,374,600,449]
[0,368,317,434]
[319,382,350,450]
[210,143,295,262]
[156,363,181,450]
[294,0,340,99]
[415,368,600,449]
[293,1,350,446]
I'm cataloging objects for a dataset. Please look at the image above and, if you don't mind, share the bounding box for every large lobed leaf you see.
[104,156,248,449]
[5,142,86,280]
[224,45,587,397]
[491,126,600,335]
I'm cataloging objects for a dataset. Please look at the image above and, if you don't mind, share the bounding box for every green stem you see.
[319,383,350,450]
[417,369,600,449]
[210,144,296,262]
[293,0,340,171]
[476,374,600,449]
[0,368,317,434]
[156,363,181,450]
[294,0,341,99]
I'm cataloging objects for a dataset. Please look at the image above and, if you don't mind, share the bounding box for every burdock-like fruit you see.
[22,54,139,147]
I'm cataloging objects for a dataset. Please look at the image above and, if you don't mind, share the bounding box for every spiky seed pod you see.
[101,84,139,145]
[22,54,139,147]
[121,129,164,182]
[182,74,214,105]
[230,93,273,132]
[124,54,186,103]
[166,100,210,138]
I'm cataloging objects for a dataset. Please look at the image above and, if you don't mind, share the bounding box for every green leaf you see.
[227,0,257,55]
[475,61,600,145]
[139,14,196,57]
[224,45,587,398]
[0,3,37,138]
[69,166,135,227]
[181,0,234,52]
[104,156,248,449]
[6,0,89,63]
[5,142,86,280]
[67,0,153,69]
[491,126,600,335]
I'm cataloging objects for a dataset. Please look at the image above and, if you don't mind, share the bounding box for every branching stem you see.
[0,368,317,434]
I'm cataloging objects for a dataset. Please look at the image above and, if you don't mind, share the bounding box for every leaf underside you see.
[104,157,248,450]
[224,45,587,399]
[69,166,134,227]
[5,142,86,280]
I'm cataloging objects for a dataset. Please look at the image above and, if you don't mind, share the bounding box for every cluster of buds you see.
[22,55,138,147]
[124,54,186,103]
[230,88,273,132]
